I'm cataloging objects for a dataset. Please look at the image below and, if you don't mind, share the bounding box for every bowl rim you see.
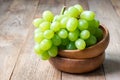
[58,24,109,52]
[51,52,105,61]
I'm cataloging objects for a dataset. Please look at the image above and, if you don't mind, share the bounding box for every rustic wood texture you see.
[0,0,120,80]
[89,0,120,80]
[8,0,64,80]
[111,0,120,17]
[62,0,105,80]
[0,0,39,80]
[50,52,105,73]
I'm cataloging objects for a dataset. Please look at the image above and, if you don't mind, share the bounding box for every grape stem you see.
[60,6,66,15]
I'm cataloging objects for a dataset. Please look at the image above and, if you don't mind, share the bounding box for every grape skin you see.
[33,4,102,60]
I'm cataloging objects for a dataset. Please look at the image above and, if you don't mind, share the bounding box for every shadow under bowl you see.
[49,52,105,73]
[58,25,109,59]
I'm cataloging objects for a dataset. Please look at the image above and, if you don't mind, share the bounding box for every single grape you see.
[58,29,68,39]
[75,39,86,50]
[85,35,97,47]
[94,28,103,41]
[32,18,44,28]
[74,4,83,13]
[64,10,69,16]
[40,39,52,50]
[94,19,100,28]
[87,25,96,35]
[78,19,88,31]
[50,21,60,32]
[88,20,94,27]
[40,51,50,60]
[53,15,59,22]
[60,16,69,28]
[39,21,50,32]
[67,6,80,17]
[66,18,78,32]
[44,30,54,39]
[34,44,45,55]
[66,42,76,50]
[80,11,95,21]
[68,29,79,41]
[42,11,54,22]
[88,19,100,28]
[48,46,58,57]
[52,34,61,46]
[80,30,90,40]
[34,32,44,43]
[34,28,41,34]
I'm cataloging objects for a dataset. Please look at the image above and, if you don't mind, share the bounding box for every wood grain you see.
[0,0,39,80]
[66,0,89,10]
[89,0,120,80]
[0,0,120,80]
[0,0,13,23]
[9,0,64,80]
[62,0,105,80]
[111,0,120,17]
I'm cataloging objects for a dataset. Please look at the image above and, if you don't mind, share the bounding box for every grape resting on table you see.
[33,4,103,60]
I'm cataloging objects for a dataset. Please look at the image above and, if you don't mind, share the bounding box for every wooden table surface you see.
[0,0,120,80]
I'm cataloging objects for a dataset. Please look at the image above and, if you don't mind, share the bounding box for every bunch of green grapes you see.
[33,4,103,60]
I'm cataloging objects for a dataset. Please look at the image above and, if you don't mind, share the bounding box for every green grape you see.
[80,11,95,21]
[40,39,52,50]
[40,51,50,60]
[53,15,59,22]
[53,15,65,22]
[88,20,94,27]
[94,28,103,41]
[58,29,68,39]
[80,30,90,40]
[87,26,96,35]
[48,46,58,57]
[87,19,100,35]
[34,44,45,55]
[34,32,44,43]
[42,11,54,22]
[67,6,80,17]
[50,21,60,32]
[64,10,69,16]
[74,4,83,13]
[61,38,70,46]
[66,42,76,50]
[75,39,86,50]
[34,28,41,34]
[32,18,44,28]
[60,16,69,28]
[85,35,97,47]
[39,21,50,32]
[52,34,61,46]
[88,19,100,28]
[94,19,100,28]
[68,29,79,41]
[78,19,88,31]
[44,30,54,39]
[66,18,78,32]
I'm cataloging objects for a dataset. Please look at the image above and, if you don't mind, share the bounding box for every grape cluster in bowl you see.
[33,4,103,60]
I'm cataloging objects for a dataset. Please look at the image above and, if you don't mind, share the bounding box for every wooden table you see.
[0,0,120,80]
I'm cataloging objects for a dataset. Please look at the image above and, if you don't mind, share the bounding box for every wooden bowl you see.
[58,25,109,59]
[49,52,105,73]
